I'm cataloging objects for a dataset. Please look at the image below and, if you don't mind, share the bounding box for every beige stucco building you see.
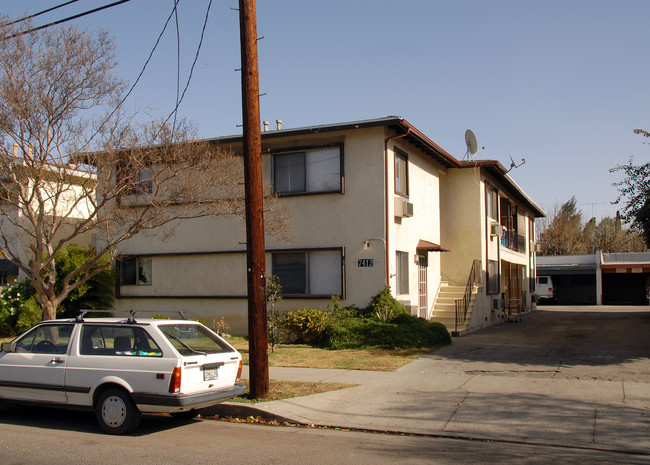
[113,117,544,335]
[0,156,96,284]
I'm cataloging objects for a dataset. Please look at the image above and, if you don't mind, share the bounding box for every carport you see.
[537,252,650,305]
[600,253,650,305]
[537,255,597,305]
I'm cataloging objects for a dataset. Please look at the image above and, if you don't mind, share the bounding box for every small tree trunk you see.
[40,299,57,321]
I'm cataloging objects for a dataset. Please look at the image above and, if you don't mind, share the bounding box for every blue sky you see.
[3,1,649,221]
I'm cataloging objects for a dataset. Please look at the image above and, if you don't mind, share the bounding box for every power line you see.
[2,0,133,40]
[80,0,182,151]
[0,0,81,29]
[166,0,213,135]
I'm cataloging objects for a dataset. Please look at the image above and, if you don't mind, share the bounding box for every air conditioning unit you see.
[490,223,505,237]
[492,298,504,311]
[394,197,414,218]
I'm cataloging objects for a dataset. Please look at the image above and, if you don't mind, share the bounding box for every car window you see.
[15,324,74,354]
[159,324,233,356]
[538,277,548,284]
[80,325,162,357]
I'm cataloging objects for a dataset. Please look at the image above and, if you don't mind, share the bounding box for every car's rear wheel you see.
[95,388,141,434]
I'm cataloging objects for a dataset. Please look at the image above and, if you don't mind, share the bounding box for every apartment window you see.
[272,250,342,296]
[394,150,409,197]
[487,260,499,294]
[487,186,498,220]
[395,251,409,294]
[134,167,153,195]
[120,256,152,286]
[120,165,153,197]
[274,147,341,195]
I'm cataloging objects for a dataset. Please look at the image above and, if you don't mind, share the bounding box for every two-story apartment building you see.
[111,117,544,335]
[0,150,96,284]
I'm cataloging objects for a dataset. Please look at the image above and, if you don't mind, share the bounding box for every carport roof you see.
[538,263,598,275]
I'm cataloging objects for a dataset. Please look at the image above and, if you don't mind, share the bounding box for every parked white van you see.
[535,276,556,302]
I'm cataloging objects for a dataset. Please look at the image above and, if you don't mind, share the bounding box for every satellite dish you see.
[465,129,478,155]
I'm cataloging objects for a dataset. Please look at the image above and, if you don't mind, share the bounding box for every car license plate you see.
[204,367,219,381]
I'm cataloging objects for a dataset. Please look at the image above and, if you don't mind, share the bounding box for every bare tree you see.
[0,21,288,320]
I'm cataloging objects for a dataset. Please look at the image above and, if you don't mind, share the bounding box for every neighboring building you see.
[0,151,96,284]
[537,252,650,305]
[111,117,544,335]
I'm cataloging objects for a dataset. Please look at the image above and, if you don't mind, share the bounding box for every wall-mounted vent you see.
[490,223,505,237]
[394,197,414,218]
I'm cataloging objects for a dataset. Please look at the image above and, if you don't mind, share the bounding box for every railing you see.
[455,259,482,333]
[501,231,527,253]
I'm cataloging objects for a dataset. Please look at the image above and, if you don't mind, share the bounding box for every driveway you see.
[233,306,650,453]
[434,305,650,382]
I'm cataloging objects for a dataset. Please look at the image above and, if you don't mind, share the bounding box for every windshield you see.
[159,324,234,356]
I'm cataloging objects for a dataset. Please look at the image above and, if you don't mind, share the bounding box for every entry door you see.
[418,255,428,318]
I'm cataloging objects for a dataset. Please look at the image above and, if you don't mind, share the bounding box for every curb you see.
[203,402,303,425]
[205,403,650,458]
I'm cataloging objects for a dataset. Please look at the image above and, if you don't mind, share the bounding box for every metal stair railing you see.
[454,260,482,333]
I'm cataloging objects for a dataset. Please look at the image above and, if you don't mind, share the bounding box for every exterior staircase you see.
[431,282,480,335]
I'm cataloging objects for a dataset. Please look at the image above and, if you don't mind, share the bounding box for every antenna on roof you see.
[463,130,485,161]
[505,153,526,173]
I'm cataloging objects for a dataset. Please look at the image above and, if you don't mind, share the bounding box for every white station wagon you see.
[0,312,245,434]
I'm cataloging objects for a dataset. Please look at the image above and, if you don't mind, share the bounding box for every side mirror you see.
[1,342,13,353]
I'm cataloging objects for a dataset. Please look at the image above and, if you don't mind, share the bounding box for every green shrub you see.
[283,308,331,344]
[325,295,358,319]
[364,287,409,322]
[0,280,41,337]
[54,245,114,318]
[326,314,451,350]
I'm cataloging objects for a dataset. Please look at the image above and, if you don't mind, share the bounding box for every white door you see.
[418,255,428,318]
[0,323,74,403]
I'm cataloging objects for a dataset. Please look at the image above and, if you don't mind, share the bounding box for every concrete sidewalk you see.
[213,307,650,454]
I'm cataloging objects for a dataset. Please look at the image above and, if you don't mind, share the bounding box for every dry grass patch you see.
[233,378,356,403]
[228,337,430,371]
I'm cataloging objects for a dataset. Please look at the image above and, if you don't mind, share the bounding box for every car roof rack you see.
[126,310,188,324]
[76,310,115,322]
[77,309,188,324]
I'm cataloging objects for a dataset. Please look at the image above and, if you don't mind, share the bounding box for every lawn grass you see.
[227,336,430,372]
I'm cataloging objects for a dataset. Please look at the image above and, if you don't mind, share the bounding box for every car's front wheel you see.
[95,388,141,434]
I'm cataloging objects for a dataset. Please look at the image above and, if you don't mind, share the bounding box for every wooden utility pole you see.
[239,0,268,398]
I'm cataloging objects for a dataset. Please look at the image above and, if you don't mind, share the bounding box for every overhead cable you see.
[0,0,81,29]
[2,0,133,40]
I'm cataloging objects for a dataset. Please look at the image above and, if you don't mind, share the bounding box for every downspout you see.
[384,128,411,287]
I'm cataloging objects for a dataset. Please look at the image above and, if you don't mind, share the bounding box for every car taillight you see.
[236,360,243,383]
[169,367,182,393]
